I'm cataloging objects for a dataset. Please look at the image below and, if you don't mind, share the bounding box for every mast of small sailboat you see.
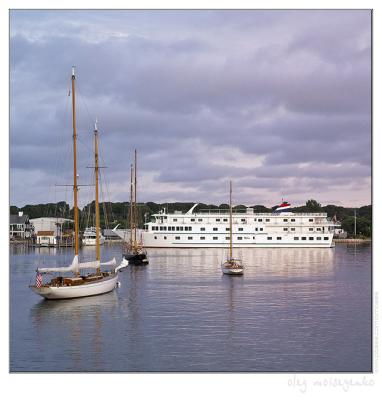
[71,67,79,270]
[129,163,134,251]
[229,180,233,260]
[134,149,138,249]
[94,119,101,273]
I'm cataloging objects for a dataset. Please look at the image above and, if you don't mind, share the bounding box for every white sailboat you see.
[221,181,244,275]
[30,67,127,300]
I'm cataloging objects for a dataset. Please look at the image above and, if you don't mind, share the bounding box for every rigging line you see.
[75,81,95,131]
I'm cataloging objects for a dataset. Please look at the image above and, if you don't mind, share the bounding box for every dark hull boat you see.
[123,251,149,266]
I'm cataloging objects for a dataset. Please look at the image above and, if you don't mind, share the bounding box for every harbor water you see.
[10,243,371,372]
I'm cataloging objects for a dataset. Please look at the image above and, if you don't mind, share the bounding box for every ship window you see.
[267,237,272,240]
[317,237,322,240]
[316,227,321,231]
[216,218,220,222]
[198,219,203,222]
[238,228,243,231]
[164,236,167,240]
[253,236,255,239]
[258,218,263,222]
[226,228,230,231]
[294,237,299,240]
[254,218,257,222]
[260,228,263,231]
[255,227,258,231]
[151,226,155,231]
[283,218,288,222]
[302,237,306,240]
[200,237,205,240]
[175,236,180,240]
[238,237,242,240]
[188,237,193,240]
[309,219,314,222]
[266,218,270,222]
[200,227,205,231]
[241,219,245,222]
[291,228,295,231]
[160,226,164,231]
[283,228,288,231]
[309,237,314,240]
[291,219,295,222]
[173,218,178,222]
[154,236,157,239]
[180,227,184,231]
[191,219,195,222]
[213,237,218,240]
[324,237,329,240]
[226,237,230,240]
[309,228,313,231]
[189,227,192,231]
[213,227,218,231]
[277,237,282,240]
[223,219,228,222]
[176,227,180,231]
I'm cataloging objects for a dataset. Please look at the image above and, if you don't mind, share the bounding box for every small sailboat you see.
[30,67,126,300]
[221,181,244,275]
[122,150,149,266]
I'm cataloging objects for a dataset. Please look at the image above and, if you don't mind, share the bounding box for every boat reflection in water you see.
[30,291,119,371]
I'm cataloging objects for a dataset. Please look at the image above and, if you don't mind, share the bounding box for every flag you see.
[35,272,43,288]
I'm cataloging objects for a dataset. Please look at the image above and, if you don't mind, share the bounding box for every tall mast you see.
[229,180,233,260]
[129,163,133,250]
[71,66,79,261]
[134,149,137,248]
[94,119,101,271]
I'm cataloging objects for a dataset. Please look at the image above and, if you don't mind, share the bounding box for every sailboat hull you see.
[123,252,149,266]
[30,274,119,300]
[221,260,244,275]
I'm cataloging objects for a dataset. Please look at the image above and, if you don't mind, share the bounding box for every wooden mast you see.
[94,119,101,273]
[133,149,137,249]
[71,67,79,266]
[129,163,134,250]
[229,180,233,260]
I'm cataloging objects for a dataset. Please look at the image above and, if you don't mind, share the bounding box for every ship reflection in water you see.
[11,243,371,372]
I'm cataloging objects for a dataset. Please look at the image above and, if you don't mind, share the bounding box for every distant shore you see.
[333,238,371,243]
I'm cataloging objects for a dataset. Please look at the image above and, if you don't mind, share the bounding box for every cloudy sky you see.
[10,10,371,208]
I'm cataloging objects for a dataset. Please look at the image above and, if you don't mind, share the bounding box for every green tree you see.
[341,216,371,238]
[305,199,322,212]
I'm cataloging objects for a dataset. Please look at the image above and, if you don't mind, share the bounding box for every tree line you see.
[10,199,371,237]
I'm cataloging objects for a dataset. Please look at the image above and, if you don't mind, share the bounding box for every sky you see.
[9,9,372,208]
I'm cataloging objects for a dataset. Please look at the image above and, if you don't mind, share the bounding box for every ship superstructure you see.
[140,202,338,248]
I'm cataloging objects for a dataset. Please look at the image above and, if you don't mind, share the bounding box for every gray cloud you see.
[10,10,371,208]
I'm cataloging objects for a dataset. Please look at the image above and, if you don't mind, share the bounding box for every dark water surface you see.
[10,243,371,372]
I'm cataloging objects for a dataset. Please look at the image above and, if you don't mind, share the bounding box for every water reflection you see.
[10,243,371,372]
[30,292,119,370]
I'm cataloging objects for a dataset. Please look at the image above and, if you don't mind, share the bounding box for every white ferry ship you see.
[137,201,338,248]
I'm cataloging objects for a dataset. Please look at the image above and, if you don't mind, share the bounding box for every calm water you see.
[10,243,371,372]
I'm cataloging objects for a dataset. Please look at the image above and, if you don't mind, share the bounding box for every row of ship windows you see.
[165,217,315,223]
[153,236,330,241]
[152,226,324,232]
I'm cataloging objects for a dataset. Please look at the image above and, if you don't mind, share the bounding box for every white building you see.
[30,217,73,247]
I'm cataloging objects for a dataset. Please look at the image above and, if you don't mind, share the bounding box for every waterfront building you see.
[30,217,73,247]
[10,212,33,239]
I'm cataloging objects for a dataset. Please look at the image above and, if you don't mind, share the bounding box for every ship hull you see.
[140,232,335,248]
[123,253,149,265]
[30,274,119,300]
